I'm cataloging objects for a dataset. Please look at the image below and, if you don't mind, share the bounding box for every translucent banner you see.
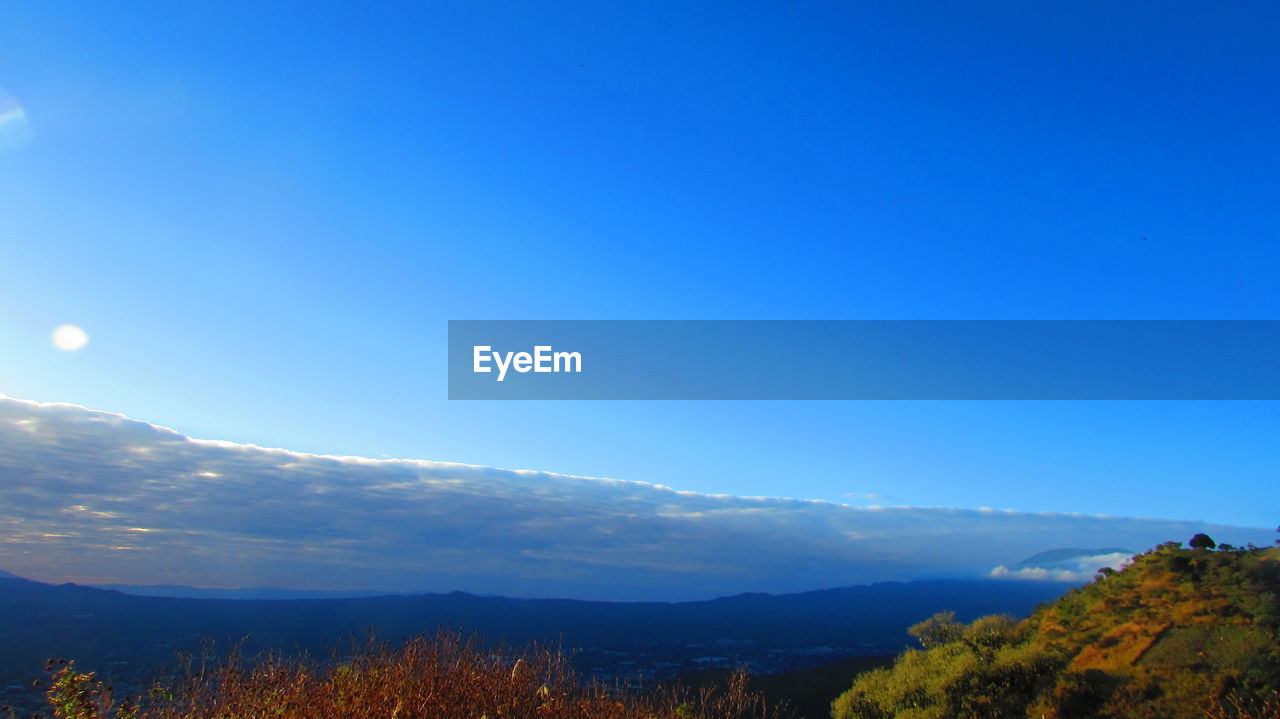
[447,320,1280,400]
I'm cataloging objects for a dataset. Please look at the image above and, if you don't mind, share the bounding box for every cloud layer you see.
[0,396,1270,600]
[990,551,1135,583]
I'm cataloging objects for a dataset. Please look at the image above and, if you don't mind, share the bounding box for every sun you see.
[52,325,89,352]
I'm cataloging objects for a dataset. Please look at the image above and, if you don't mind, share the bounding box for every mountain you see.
[1016,548,1134,566]
[91,583,412,600]
[833,543,1280,719]
[0,571,1070,715]
[0,574,1071,661]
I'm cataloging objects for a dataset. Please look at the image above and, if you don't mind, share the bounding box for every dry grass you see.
[1207,691,1280,719]
[27,631,791,719]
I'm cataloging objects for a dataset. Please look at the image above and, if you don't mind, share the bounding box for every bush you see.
[39,632,790,719]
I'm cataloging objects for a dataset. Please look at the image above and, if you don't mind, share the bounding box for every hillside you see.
[832,541,1280,718]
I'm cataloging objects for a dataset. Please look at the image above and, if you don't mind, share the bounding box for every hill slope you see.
[832,542,1280,719]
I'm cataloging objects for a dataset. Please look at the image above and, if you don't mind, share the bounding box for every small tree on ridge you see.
[1189,533,1216,550]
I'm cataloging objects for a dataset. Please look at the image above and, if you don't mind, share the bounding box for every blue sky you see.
[1,0,1278,573]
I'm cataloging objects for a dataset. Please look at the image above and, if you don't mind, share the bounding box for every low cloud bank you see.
[0,397,1269,601]
[990,551,1135,583]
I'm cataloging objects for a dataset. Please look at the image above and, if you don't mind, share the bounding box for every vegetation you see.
[832,541,1280,719]
[1191,533,1218,551]
[676,655,894,719]
[26,632,792,719]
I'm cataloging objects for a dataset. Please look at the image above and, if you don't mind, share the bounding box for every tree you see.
[1189,533,1216,550]
[907,610,964,649]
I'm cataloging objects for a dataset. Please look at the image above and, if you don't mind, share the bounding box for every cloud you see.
[990,551,1134,583]
[842,492,890,503]
[0,396,1271,601]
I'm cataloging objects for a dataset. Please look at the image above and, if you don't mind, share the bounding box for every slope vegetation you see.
[833,541,1280,718]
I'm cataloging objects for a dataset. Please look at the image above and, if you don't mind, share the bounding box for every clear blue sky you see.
[2,2,1278,528]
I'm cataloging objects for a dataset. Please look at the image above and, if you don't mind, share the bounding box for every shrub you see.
[42,632,789,719]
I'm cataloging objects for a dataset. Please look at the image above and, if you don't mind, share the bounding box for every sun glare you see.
[0,90,33,150]
[52,324,89,352]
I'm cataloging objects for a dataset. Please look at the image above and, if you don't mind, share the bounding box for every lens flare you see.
[0,90,33,150]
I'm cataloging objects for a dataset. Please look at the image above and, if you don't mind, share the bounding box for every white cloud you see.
[989,551,1134,583]
[0,396,1271,601]
[842,492,889,503]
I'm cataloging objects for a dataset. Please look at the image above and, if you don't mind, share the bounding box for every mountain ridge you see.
[0,570,1070,702]
[1016,547,1134,566]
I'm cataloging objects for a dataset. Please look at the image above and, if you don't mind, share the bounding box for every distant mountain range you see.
[1016,547,1133,565]
[1,570,1071,655]
[0,568,1071,715]
[90,583,415,600]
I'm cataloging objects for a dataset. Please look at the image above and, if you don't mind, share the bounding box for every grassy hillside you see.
[832,541,1280,719]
